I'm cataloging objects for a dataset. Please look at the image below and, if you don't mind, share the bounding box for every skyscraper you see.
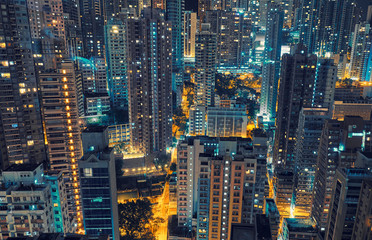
[205,10,251,69]
[259,3,283,122]
[312,116,372,231]
[127,8,173,154]
[80,127,120,239]
[325,168,372,240]
[317,0,357,56]
[38,60,83,229]
[105,15,129,109]
[184,11,197,58]
[293,108,330,218]
[312,58,337,109]
[167,0,185,95]
[0,0,46,170]
[79,0,106,59]
[195,24,217,107]
[273,44,317,168]
[349,22,372,81]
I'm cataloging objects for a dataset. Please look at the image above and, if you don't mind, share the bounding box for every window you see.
[84,168,93,177]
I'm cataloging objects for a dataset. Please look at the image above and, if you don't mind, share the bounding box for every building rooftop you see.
[360,151,372,158]
[285,218,317,233]
[265,198,279,214]
[256,214,272,239]
[4,164,41,172]
[15,184,47,192]
[230,224,255,240]
[83,126,108,133]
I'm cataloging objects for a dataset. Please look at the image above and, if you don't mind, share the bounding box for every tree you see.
[170,162,177,172]
[118,198,156,240]
[154,152,170,171]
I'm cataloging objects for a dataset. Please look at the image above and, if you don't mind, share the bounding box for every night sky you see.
[185,0,198,12]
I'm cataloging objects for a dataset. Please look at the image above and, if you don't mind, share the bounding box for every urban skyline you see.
[1,0,372,239]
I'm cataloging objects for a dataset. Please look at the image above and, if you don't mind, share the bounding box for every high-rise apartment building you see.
[79,127,120,239]
[316,0,357,56]
[259,3,283,122]
[273,44,317,169]
[351,180,372,240]
[177,136,268,240]
[38,60,83,229]
[184,11,197,58]
[79,0,106,59]
[273,169,294,218]
[349,22,372,81]
[293,108,330,218]
[205,10,251,69]
[264,199,280,240]
[0,0,46,170]
[105,15,129,109]
[325,168,372,240]
[312,59,337,110]
[195,24,217,107]
[298,0,322,54]
[127,8,173,154]
[44,171,74,233]
[167,0,185,93]
[198,0,212,25]
[312,116,372,232]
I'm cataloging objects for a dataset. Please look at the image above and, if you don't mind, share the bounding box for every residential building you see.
[349,22,372,81]
[316,0,357,56]
[0,164,54,238]
[352,180,372,240]
[273,169,294,218]
[0,0,46,170]
[79,127,119,239]
[84,93,111,116]
[293,108,330,218]
[166,0,185,93]
[107,124,131,146]
[325,168,372,240]
[312,59,337,110]
[177,136,268,239]
[312,116,372,232]
[79,0,105,59]
[105,15,129,109]
[205,10,251,69]
[127,8,173,154]
[259,3,283,122]
[273,44,317,169]
[189,105,207,136]
[184,11,197,58]
[195,24,217,107]
[38,60,83,227]
[265,199,280,240]
[44,171,74,233]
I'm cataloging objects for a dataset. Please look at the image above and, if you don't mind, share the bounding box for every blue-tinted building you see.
[44,171,74,233]
[79,127,119,239]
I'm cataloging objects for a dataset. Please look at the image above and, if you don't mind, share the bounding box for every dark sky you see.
[185,0,198,12]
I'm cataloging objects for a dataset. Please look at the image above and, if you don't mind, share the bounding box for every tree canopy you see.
[118,198,156,240]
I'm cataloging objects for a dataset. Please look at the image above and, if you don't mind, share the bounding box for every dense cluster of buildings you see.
[1,0,372,239]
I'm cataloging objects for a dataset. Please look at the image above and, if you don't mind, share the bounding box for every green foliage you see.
[170,163,177,172]
[173,107,187,132]
[154,152,170,171]
[118,198,156,240]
